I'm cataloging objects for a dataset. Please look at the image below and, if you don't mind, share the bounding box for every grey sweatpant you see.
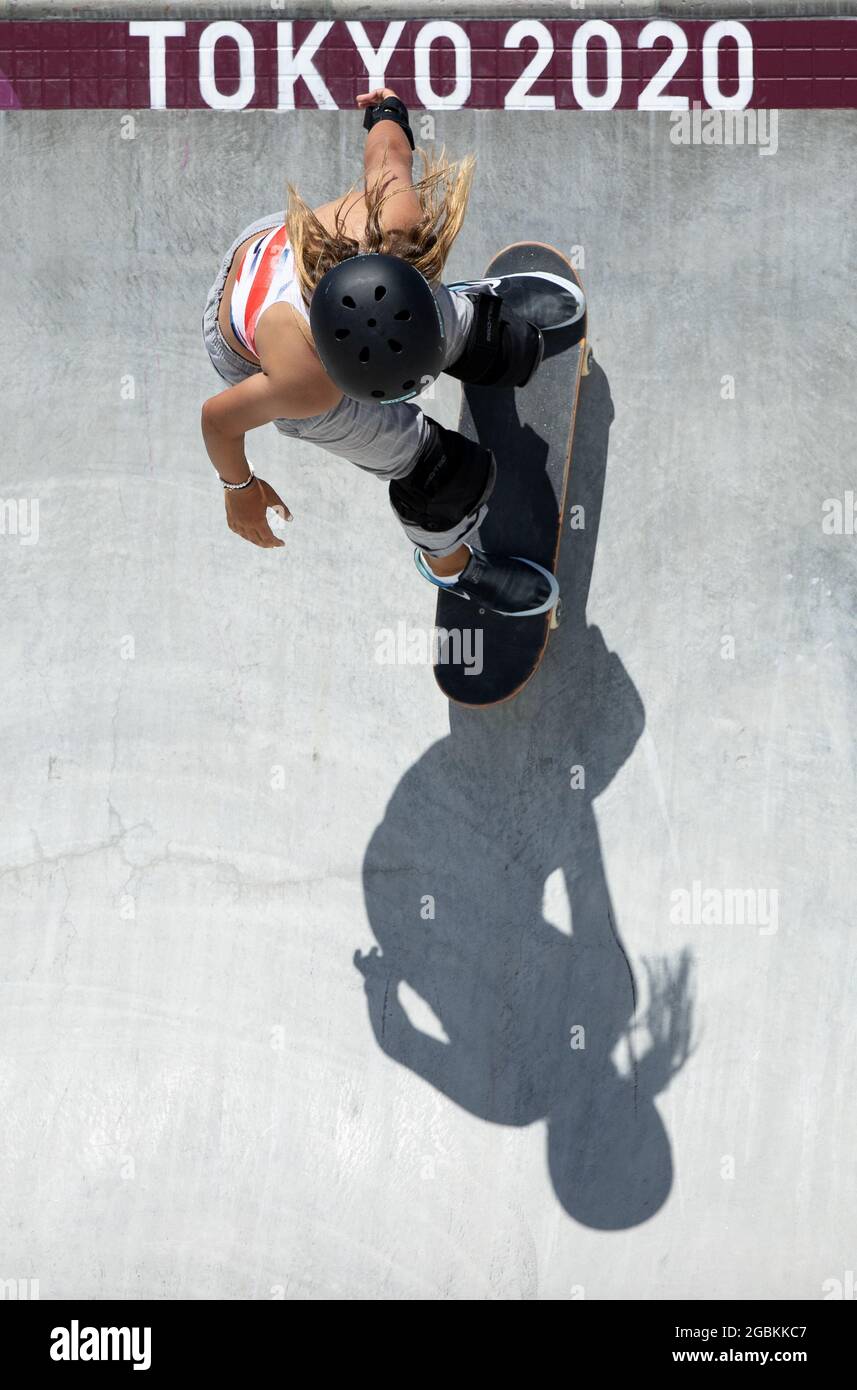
[202,212,490,557]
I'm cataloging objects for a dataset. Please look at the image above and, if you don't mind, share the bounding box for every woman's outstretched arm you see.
[358,87,421,233]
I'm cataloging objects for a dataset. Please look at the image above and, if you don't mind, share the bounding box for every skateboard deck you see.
[433,241,590,706]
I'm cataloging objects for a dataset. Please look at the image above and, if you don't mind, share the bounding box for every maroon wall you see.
[1,17,856,112]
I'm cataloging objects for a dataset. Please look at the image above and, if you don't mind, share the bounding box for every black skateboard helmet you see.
[309,253,446,405]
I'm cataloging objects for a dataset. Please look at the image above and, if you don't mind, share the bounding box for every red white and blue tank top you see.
[229,223,310,357]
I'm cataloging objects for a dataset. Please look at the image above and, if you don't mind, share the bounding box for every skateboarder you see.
[201,88,585,617]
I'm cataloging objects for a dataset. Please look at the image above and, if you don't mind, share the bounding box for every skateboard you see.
[433,241,591,707]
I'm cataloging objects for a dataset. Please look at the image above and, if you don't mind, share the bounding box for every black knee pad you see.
[390,419,493,533]
[445,291,544,389]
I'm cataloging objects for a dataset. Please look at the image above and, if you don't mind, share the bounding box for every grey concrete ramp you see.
[2,104,857,1299]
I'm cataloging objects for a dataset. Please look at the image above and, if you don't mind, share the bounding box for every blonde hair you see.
[286,147,475,307]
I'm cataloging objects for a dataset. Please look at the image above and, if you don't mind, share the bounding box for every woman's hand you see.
[225,476,291,549]
[357,88,399,109]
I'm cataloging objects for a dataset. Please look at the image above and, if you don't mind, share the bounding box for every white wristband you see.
[219,465,255,491]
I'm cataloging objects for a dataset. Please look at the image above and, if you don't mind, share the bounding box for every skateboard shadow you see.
[358,362,695,1230]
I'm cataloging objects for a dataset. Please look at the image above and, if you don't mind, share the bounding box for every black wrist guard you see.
[362,96,415,151]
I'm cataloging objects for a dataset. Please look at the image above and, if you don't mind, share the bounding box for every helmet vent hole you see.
[374,286,387,301]
[359,347,370,364]
[367,318,377,328]
[334,328,349,341]
[389,339,402,354]
[394,309,411,321]
[342,295,356,309]
[402,380,416,391]
[371,389,385,398]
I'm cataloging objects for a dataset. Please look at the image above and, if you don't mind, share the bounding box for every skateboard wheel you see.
[549,599,563,630]
[582,345,593,377]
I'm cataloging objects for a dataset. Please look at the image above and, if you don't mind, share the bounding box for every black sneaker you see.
[415,546,559,618]
[449,271,585,336]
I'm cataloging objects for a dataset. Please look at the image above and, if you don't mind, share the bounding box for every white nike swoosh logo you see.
[448,278,503,292]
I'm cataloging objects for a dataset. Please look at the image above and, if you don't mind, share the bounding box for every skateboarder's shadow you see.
[358,363,695,1229]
